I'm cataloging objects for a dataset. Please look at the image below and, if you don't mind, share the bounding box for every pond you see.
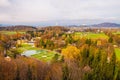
[21,50,46,57]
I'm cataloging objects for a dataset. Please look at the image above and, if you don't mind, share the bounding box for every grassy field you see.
[115,48,120,61]
[17,43,39,53]
[0,31,25,35]
[18,43,58,62]
[31,51,59,62]
[74,32,109,39]
[113,31,120,34]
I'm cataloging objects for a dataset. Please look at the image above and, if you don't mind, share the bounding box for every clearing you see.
[0,31,25,35]
[74,32,109,39]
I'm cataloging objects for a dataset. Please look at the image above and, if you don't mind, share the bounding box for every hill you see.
[92,22,120,27]
[0,25,37,31]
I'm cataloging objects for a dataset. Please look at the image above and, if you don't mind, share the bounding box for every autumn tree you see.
[62,45,80,60]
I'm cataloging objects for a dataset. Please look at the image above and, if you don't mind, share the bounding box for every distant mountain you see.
[0,24,3,26]
[92,22,120,27]
[0,24,15,27]
[0,22,120,28]
[0,25,37,31]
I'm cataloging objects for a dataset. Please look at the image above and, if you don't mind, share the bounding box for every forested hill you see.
[0,25,37,31]
[92,22,120,27]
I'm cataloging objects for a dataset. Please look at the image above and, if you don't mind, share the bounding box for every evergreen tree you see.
[27,65,32,80]
[62,64,70,80]
[52,53,59,63]
[108,37,113,43]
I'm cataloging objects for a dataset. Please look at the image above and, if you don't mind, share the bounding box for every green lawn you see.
[86,32,109,39]
[74,32,109,39]
[115,48,120,61]
[113,31,120,35]
[74,32,82,35]
[18,43,59,62]
[0,31,25,35]
[17,43,39,53]
[31,51,59,62]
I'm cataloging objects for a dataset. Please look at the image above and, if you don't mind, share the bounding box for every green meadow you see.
[74,32,109,39]
[16,43,39,53]
[18,43,58,62]
[0,31,25,35]
[31,51,59,62]
[115,48,120,61]
[113,31,120,35]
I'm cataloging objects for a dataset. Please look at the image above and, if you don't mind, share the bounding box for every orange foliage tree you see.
[62,45,80,60]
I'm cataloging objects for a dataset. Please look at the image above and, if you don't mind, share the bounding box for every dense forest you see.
[0,26,120,80]
[0,26,37,31]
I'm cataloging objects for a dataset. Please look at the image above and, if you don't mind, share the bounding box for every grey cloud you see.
[0,0,11,7]
[0,0,120,24]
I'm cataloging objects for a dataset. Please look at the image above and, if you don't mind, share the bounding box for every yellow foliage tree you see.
[62,45,80,59]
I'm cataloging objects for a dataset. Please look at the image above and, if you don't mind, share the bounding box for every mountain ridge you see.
[91,22,120,27]
[0,22,120,27]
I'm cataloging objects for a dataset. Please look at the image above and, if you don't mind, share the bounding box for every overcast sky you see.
[0,0,120,25]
